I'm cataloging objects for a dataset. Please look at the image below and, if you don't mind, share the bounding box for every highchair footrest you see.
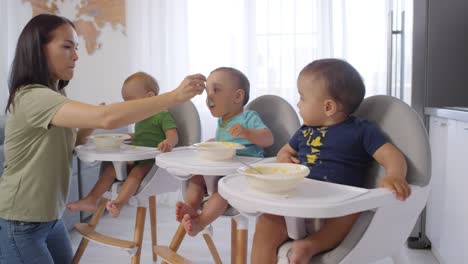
[75,223,137,250]
[154,245,195,264]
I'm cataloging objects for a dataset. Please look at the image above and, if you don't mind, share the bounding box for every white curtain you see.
[1,0,34,113]
[126,0,189,94]
[127,0,391,205]
[185,0,252,140]
[330,0,389,97]
[127,0,191,206]
[128,0,390,142]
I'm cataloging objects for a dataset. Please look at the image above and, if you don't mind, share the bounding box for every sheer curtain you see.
[127,0,390,141]
[127,0,190,206]
[186,0,252,140]
[1,0,35,112]
[249,0,389,109]
[330,0,389,97]
[127,0,390,205]
[126,0,189,94]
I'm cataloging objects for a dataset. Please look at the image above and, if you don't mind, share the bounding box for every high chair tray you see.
[75,144,159,162]
[219,174,405,218]
[155,149,265,176]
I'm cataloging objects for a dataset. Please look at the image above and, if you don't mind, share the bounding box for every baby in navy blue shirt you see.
[288,116,387,187]
[251,59,411,264]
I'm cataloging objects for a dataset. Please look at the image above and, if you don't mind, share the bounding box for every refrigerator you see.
[412,0,468,113]
[397,0,468,249]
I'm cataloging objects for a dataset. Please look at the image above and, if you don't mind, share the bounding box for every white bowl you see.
[237,163,310,194]
[193,141,245,161]
[88,133,130,151]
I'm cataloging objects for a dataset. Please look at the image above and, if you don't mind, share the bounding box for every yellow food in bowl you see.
[193,141,245,160]
[95,135,122,139]
[245,166,301,175]
[219,141,239,148]
[238,163,309,193]
[194,141,244,150]
[89,133,130,151]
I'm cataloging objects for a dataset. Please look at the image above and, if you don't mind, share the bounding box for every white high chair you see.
[156,95,301,264]
[273,95,432,263]
[245,95,302,158]
[71,100,201,264]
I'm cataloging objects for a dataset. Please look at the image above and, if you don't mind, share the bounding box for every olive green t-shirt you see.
[0,85,76,222]
[133,111,177,147]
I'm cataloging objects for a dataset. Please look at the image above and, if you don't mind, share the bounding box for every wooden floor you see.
[70,200,439,264]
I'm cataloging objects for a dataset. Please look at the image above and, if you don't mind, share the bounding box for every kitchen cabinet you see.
[426,115,468,264]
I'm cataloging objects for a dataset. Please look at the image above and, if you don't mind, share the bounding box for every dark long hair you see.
[5,14,75,113]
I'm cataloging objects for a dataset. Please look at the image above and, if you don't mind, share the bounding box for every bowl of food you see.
[88,133,131,151]
[238,163,310,194]
[193,141,245,160]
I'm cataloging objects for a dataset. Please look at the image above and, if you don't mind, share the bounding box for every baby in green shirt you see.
[67,72,179,217]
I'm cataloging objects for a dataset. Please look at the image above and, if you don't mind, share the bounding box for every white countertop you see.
[424,107,468,122]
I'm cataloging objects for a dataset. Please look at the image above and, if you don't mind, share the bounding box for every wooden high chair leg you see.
[235,229,248,264]
[232,215,248,264]
[231,218,238,263]
[202,233,222,264]
[131,207,147,264]
[149,195,157,262]
[161,224,186,264]
[72,198,108,264]
[168,224,187,251]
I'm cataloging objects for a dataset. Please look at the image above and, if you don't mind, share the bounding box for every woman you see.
[0,14,205,263]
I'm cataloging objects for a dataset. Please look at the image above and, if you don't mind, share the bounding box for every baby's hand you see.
[227,124,248,139]
[158,141,173,152]
[379,176,411,201]
[276,152,300,164]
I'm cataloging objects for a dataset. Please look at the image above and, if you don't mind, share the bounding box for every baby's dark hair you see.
[124,71,160,95]
[300,59,365,115]
[211,67,250,105]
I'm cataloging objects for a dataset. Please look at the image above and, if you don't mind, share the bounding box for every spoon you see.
[233,155,263,174]
[205,86,215,107]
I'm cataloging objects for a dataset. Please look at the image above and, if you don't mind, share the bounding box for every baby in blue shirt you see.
[176,67,273,236]
[215,110,267,157]
[251,59,411,264]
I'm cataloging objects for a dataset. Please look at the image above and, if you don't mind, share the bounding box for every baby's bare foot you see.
[181,214,203,237]
[175,201,198,222]
[106,201,121,218]
[66,197,97,212]
[288,239,318,264]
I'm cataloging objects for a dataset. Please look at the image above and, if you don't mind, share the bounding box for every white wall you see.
[0,2,7,112]
[66,26,129,105]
